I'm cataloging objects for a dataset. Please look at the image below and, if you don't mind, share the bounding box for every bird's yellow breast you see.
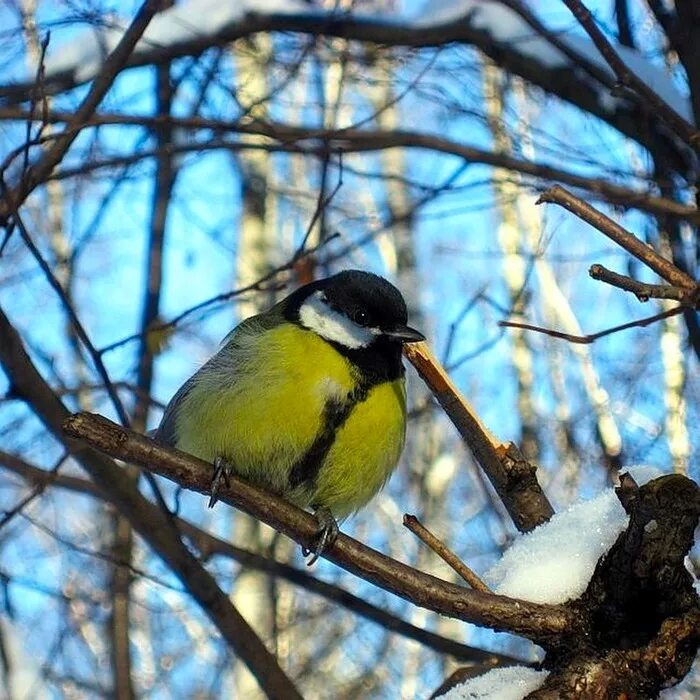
[311,379,406,517]
[174,323,406,515]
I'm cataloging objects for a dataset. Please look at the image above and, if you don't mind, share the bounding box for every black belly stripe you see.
[288,382,370,490]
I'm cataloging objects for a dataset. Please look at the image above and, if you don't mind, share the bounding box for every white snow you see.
[408,0,692,121]
[39,0,693,123]
[44,0,308,82]
[437,666,549,699]
[485,466,663,605]
[440,466,672,699]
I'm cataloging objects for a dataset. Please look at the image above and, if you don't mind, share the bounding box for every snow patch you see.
[485,466,663,605]
[407,1,692,120]
[44,0,308,82]
[40,0,693,126]
[437,666,549,700]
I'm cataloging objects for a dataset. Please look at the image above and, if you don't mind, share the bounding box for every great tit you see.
[154,270,424,562]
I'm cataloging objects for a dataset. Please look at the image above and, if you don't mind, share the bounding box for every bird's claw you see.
[303,507,338,566]
[208,456,233,508]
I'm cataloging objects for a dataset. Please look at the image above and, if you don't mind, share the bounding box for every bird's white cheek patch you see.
[299,292,376,349]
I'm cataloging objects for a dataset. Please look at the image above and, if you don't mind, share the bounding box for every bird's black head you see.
[290,270,424,351]
[284,270,424,382]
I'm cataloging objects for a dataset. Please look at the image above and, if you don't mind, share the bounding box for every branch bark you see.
[530,474,700,698]
[63,411,574,644]
[403,341,554,532]
[589,263,700,306]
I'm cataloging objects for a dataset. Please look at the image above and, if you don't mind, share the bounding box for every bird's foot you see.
[303,507,338,566]
[208,456,233,508]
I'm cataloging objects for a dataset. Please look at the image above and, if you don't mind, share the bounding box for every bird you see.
[153,269,424,563]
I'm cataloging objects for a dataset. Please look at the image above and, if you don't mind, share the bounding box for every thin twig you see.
[499,306,684,344]
[589,264,700,306]
[294,152,343,257]
[0,452,68,531]
[403,514,491,592]
[538,185,697,290]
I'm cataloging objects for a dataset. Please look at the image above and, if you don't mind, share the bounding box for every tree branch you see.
[538,185,697,289]
[0,0,169,223]
[63,411,575,645]
[499,307,684,344]
[0,1,691,168]
[561,0,700,149]
[531,474,700,698]
[0,449,523,667]
[403,341,554,532]
[589,263,700,306]
[2,108,695,221]
[403,514,491,592]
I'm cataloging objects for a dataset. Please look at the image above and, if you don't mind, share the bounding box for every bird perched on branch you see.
[154,270,424,563]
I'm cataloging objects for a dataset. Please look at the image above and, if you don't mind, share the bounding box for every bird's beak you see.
[383,324,425,343]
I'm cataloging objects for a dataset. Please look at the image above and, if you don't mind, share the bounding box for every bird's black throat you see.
[287,338,404,492]
[328,336,405,385]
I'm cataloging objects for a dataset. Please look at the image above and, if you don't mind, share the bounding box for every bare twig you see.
[294,153,343,257]
[0,452,67,530]
[403,515,491,592]
[0,0,169,222]
[403,341,554,532]
[98,234,337,355]
[499,306,684,344]
[538,185,697,290]
[589,264,700,306]
[0,184,130,426]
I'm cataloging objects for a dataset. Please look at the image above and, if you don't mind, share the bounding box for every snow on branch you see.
[2,0,692,127]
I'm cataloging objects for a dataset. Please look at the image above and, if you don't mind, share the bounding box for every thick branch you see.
[63,411,575,645]
[2,108,695,221]
[0,449,522,667]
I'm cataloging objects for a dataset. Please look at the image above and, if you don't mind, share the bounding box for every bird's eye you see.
[352,309,370,326]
